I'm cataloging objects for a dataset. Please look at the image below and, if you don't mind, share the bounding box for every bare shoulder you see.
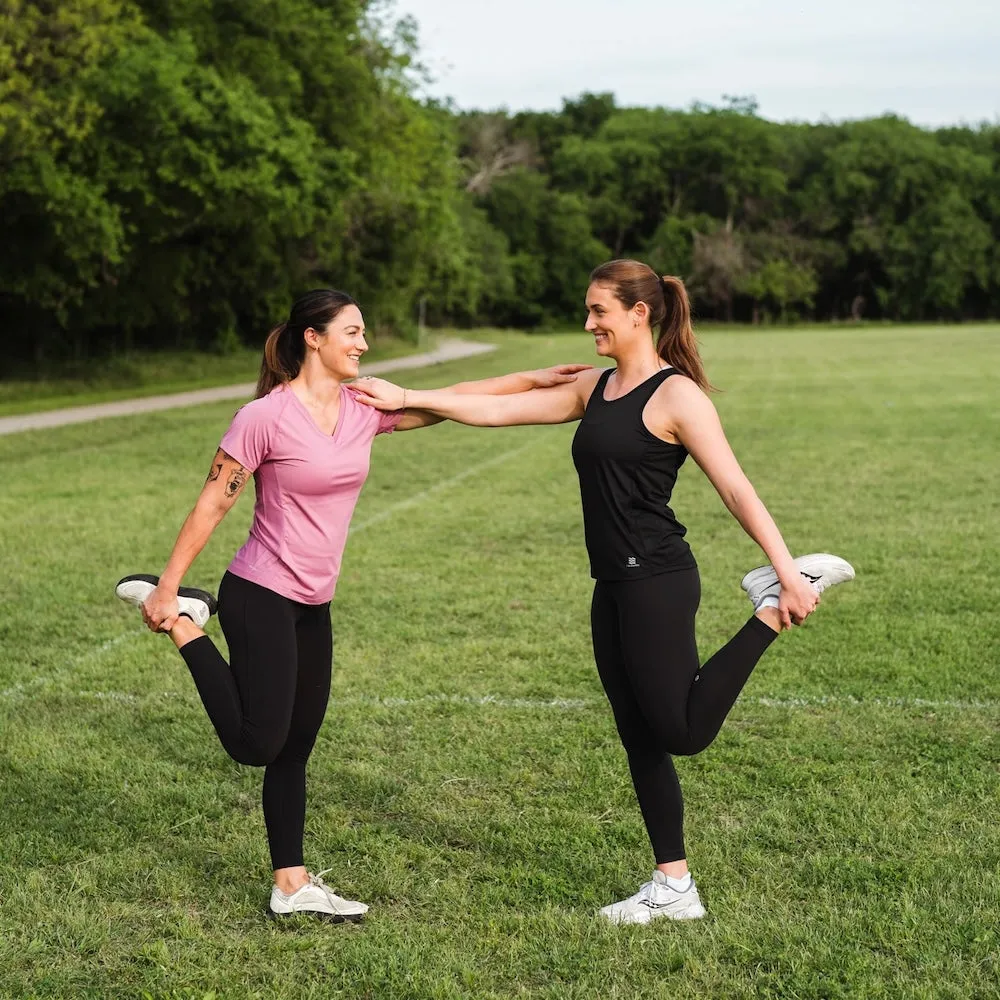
[574,366,611,404]
[645,371,718,442]
[652,371,714,413]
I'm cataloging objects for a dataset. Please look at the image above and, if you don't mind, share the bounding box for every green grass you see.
[0,333,440,418]
[1,324,998,999]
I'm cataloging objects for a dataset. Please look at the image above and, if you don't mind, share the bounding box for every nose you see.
[584,314,598,333]
[359,336,369,354]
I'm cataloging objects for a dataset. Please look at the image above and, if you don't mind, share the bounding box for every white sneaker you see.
[598,871,706,925]
[269,871,368,923]
[115,573,217,628]
[740,553,855,611]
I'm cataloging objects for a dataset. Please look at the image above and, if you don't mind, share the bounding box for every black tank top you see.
[571,368,697,580]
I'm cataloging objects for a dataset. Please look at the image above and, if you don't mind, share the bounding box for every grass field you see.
[1,324,998,999]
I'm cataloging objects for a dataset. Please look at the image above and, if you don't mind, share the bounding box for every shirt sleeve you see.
[376,409,405,435]
[219,400,272,471]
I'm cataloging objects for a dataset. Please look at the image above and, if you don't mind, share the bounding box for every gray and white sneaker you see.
[599,871,706,925]
[741,553,855,611]
[269,871,368,923]
[115,573,217,628]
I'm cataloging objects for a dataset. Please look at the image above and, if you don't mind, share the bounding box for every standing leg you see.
[592,579,707,924]
[264,604,369,922]
[591,582,687,867]
[264,600,332,874]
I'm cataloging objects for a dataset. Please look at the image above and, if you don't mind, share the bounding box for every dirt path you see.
[0,339,496,437]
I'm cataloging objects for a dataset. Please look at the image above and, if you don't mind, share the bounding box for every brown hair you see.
[256,289,359,398]
[589,260,713,391]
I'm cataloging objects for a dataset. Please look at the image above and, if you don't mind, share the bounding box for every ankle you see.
[168,615,204,649]
[754,605,782,634]
[656,860,689,880]
[274,866,310,895]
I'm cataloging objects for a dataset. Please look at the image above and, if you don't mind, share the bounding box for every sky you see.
[394,0,1000,127]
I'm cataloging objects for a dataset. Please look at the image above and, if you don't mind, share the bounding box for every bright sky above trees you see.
[398,0,1000,126]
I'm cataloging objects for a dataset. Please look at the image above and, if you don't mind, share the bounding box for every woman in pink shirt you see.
[115,288,587,922]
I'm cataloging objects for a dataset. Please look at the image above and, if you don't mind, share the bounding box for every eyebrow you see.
[343,325,364,333]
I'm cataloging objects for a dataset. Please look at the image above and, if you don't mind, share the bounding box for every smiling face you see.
[305,304,368,379]
[584,282,650,359]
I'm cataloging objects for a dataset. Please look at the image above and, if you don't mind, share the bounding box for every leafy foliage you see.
[2,3,999,371]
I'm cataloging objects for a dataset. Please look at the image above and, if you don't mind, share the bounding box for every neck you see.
[611,339,664,383]
[290,360,342,405]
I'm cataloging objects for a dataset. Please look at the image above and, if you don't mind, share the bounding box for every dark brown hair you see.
[589,260,713,391]
[255,289,359,398]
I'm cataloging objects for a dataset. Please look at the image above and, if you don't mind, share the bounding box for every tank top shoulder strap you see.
[631,366,680,406]
[585,368,616,411]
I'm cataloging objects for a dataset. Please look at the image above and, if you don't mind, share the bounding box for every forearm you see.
[403,389,510,426]
[448,372,533,396]
[723,486,798,581]
[159,502,228,591]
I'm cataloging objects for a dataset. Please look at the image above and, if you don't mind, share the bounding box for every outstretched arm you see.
[354,373,600,427]
[142,449,251,631]
[668,381,818,630]
[392,364,593,431]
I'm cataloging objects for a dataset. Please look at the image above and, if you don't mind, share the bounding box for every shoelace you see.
[308,869,349,910]
[632,879,655,904]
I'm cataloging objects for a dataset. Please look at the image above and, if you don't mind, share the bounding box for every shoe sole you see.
[115,573,218,617]
[267,908,365,924]
[600,904,707,925]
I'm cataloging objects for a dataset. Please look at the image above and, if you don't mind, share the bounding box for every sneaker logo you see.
[800,572,821,583]
[639,897,687,910]
[627,557,639,568]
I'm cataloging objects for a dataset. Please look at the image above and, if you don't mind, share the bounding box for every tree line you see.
[3,0,998,370]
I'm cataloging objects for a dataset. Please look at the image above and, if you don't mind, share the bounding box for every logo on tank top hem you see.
[627,556,640,568]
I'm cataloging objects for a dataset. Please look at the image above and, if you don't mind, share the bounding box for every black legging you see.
[591,568,777,863]
[179,572,332,870]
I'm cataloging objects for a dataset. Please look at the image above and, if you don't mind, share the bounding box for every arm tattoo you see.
[225,466,248,498]
[207,448,236,483]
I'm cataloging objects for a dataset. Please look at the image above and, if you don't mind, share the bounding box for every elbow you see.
[723,482,760,516]
[196,497,232,526]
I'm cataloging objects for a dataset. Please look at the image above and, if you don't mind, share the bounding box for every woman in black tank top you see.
[354,259,855,926]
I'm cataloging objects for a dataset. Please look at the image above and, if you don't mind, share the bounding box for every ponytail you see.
[255,321,298,398]
[656,276,713,392]
[254,289,360,399]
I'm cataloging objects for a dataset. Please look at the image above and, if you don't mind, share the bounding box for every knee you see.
[227,733,286,768]
[662,736,705,757]
[622,723,704,759]
[653,702,719,756]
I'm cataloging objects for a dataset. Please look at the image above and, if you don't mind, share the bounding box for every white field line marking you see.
[350,436,544,534]
[0,629,145,699]
[1,688,997,713]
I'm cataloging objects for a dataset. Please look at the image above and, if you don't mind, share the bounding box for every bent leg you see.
[614,570,777,755]
[178,572,298,766]
[263,601,333,871]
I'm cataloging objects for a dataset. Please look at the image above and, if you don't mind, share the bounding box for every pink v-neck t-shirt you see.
[219,384,402,605]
